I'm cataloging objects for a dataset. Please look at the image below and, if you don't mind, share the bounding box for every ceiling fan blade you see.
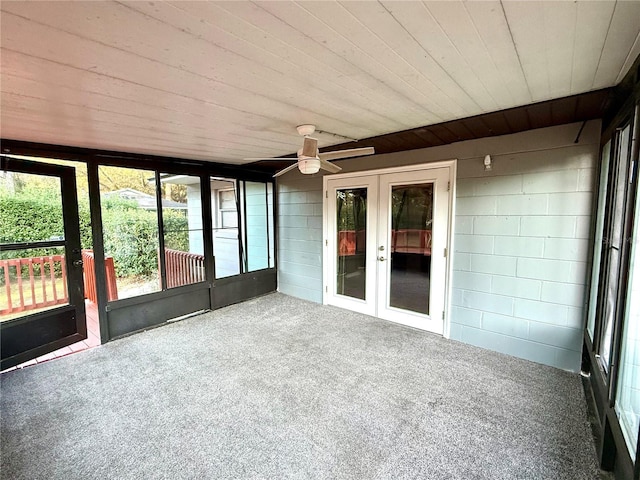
[244,157,296,161]
[302,137,318,157]
[318,147,375,162]
[319,158,342,173]
[273,162,300,178]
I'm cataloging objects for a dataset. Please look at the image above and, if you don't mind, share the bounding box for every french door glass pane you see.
[336,188,367,300]
[615,178,640,459]
[389,184,433,314]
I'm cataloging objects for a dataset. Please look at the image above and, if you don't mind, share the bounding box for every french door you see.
[324,164,452,334]
[0,157,86,370]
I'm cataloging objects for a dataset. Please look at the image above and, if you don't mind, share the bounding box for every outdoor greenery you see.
[0,191,92,248]
[101,198,189,277]
[392,186,433,230]
[0,181,189,279]
[336,186,433,231]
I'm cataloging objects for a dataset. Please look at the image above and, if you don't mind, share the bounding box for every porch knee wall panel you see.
[277,120,601,372]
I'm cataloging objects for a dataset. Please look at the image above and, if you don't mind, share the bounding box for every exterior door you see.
[325,164,452,334]
[1,157,86,370]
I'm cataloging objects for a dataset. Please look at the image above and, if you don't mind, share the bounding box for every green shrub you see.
[102,208,189,278]
[102,207,157,277]
[0,195,92,260]
[1,192,189,279]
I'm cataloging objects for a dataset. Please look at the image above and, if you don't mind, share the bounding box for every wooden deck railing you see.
[337,230,367,255]
[1,250,119,315]
[392,229,432,256]
[82,250,118,303]
[1,255,68,315]
[337,229,432,256]
[164,248,206,288]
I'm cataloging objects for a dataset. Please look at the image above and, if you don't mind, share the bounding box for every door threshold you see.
[1,300,101,374]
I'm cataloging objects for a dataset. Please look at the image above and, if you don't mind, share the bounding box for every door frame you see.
[322,160,457,337]
[0,156,87,370]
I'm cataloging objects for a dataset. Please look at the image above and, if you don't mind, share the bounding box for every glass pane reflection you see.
[336,188,367,300]
[615,169,640,458]
[390,184,433,315]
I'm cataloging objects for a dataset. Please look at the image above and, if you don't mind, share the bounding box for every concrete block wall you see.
[451,147,595,371]
[277,121,601,372]
[277,175,324,302]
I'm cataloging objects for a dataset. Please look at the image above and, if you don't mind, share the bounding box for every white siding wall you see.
[277,121,601,371]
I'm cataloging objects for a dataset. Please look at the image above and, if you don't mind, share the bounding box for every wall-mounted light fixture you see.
[483,155,492,171]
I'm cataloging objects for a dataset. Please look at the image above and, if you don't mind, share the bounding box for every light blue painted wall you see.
[277,176,324,302]
[245,181,271,271]
[186,185,204,255]
[277,121,601,371]
[452,148,595,371]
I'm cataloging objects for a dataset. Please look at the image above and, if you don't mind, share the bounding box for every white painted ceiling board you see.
[256,1,449,125]
[462,1,531,104]
[2,52,310,149]
[1,50,321,150]
[571,2,616,93]
[134,1,409,132]
[215,1,435,130]
[501,1,553,101]
[2,9,374,138]
[541,1,577,99]
[618,33,640,84]
[417,1,508,110]
[1,0,638,164]
[594,1,640,87]
[327,1,480,117]
[1,112,236,158]
[3,25,363,154]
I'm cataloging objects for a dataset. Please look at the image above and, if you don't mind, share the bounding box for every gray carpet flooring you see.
[1,293,601,479]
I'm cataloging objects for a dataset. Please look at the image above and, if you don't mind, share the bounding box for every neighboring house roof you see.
[102,188,187,210]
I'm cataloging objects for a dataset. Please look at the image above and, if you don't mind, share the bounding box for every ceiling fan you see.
[247,125,375,177]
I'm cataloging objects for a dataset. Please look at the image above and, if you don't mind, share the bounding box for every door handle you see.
[73,259,84,267]
[378,256,386,261]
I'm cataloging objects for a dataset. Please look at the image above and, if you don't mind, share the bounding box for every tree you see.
[98,166,155,195]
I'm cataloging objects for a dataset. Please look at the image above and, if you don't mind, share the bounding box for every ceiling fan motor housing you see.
[298,158,321,174]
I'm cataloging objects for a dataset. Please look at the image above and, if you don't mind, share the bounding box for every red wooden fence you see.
[82,250,118,304]
[337,229,432,256]
[392,229,432,256]
[164,248,206,288]
[1,250,118,315]
[1,255,68,315]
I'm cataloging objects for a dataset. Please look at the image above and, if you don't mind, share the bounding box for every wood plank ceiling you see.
[1,1,639,166]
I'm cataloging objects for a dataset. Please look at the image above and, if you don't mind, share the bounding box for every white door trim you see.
[322,160,457,337]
